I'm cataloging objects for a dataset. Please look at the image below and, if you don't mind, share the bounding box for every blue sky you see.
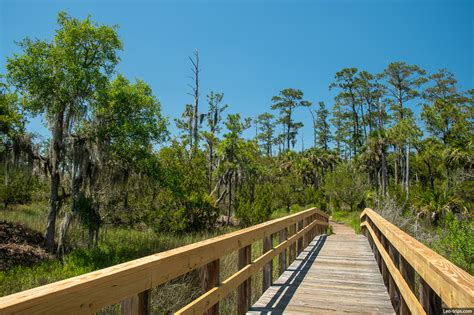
[1,0,472,146]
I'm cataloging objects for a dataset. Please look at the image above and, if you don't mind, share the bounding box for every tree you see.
[6,12,122,252]
[271,88,310,151]
[324,163,368,211]
[422,69,471,146]
[382,62,426,190]
[331,96,352,159]
[175,104,194,147]
[330,68,362,156]
[56,74,168,253]
[315,102,331,150]
[217,114,252,224]
[202,91,227,193]
[188,50,201,149]
[255,112,275,156]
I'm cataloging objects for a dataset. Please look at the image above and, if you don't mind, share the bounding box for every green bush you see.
[432,213,473,274]
[324,163,368,211]
[152,193,219,233]
[235,184,274,226]
[0,170,37,209]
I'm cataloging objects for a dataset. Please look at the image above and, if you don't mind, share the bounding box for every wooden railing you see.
[360,208,474,315]
[0,207,329,315]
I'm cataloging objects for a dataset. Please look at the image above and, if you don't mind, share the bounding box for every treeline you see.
[1,13,472,269]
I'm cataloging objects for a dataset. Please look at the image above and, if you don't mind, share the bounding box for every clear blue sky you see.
[1,0,473,146]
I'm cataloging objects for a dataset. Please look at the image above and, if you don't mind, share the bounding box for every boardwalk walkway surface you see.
[248,221,395,314]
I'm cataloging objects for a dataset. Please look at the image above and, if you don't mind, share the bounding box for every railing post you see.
[238,245,251,315]
[388,243,400,313]
[297,220,304,255]
[289,223,296,264]
[419,277,442,315]
[263,234,273,292]
[279,228,287,275]
[121,290,150,315]
[399,255,415,315]
[201,259,220,315]
[380,234,389,286]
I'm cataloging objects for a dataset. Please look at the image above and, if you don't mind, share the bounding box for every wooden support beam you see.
[278,229,287,276]
[289,224,296,264]
[420,277,442,315]
[388,244,401,313]
[263,235,273,292]
[380,235,389,286]
[360,208,474,308]
[297,220,304,255]
[361,222,424,314]
[201,259,220,315]
[121,290,149,315]
[400,255,415,315]
[237,245,251,315]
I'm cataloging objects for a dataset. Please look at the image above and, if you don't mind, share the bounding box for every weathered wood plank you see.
[176,219,323,315]
[249,222,395,314]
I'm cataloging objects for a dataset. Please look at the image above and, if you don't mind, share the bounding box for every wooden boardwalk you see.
[248,222,395,314]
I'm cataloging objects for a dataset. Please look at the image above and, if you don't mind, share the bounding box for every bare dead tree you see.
[188,49,200,149]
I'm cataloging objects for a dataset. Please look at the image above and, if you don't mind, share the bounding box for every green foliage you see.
[0,170,37,209]
[235,184,274,226]
[432,213,474,274]
[331,209,362,234]
[6,11,122,119]
[324,163,368,211]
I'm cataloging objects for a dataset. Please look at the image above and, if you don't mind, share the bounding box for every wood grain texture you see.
[238,245,252,315]
[363,222,425,315]
[0,208,328,315]
[262,235,273,292]
[278,228,287,276]
[201,259,219,315]
[248,222,395,314]
[361,208,474,308]
[176,219,323,315]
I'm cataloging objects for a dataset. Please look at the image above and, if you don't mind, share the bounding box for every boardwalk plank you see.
[248,221,395,314]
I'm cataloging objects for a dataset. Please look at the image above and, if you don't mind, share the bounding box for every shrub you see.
[432,213,474,274]
[235,184,274,226]
[324,163,368,211]
[152,193,219,233]
[0,170,37,210]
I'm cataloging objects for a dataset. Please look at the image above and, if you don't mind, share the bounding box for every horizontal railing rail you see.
[0,207,329,315]
[360,208,474,315]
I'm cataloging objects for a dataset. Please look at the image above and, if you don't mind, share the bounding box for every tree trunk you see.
[406,143,410,200]
[381,149,388,196]
[45,112,64,253]
[57,211,74,256]
[208,144,213,194]
[191,50,200,149]
[425,161,435,192]
[227,174,232,226]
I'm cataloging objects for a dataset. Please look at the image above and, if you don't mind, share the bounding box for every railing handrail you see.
[360,208,474,311]
[0,207,328,314]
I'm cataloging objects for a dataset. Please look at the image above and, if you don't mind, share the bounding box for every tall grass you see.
[0,202,309,314]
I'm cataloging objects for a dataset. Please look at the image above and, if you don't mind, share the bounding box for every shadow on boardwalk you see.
[249,235,327,314]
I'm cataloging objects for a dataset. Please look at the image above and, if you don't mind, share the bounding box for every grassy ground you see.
[0,202,308,314]
[330,209,362,233]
